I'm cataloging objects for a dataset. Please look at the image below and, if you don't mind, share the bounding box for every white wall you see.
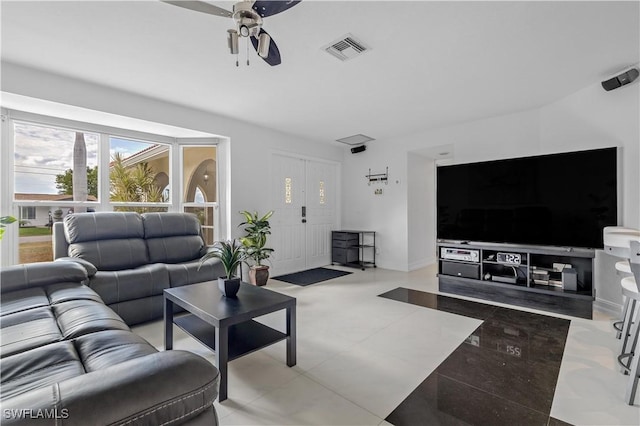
[407,153,436,270]
[340,141,408,271]
[0,62,343,240]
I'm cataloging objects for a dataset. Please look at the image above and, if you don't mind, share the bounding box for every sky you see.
[14,122,155,195]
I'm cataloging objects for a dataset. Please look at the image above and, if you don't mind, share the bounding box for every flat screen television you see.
[437,147,618,248]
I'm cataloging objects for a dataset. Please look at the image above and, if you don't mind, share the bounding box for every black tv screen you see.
[437,147,618,248]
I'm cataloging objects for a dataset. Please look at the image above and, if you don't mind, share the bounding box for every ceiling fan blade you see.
[250,28,281,66]
[252,0,301,18]
[161,1,232,18]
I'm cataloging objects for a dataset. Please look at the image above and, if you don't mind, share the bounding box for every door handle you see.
[302,206,306,223]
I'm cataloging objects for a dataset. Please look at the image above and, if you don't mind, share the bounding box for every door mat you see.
[272,267,352,286]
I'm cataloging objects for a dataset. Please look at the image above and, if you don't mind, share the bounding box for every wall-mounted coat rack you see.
[366,167,388,185]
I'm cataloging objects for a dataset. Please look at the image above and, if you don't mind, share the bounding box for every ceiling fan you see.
[162,0,301,66]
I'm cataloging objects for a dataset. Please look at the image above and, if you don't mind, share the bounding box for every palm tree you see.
[110,153,165,212]
[73,132,87,213]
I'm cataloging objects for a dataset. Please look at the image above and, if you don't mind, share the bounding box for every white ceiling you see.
[1,1,639,144]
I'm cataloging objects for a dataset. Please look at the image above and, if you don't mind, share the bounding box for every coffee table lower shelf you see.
[174,314,288,360]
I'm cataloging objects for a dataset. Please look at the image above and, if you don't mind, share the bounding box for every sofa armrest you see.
[55,257,98,277]
[0,351,219,425]
[0,261,88,294]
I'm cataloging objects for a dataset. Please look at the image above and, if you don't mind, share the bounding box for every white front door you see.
[270,154,338,275]
[304,160,337,269]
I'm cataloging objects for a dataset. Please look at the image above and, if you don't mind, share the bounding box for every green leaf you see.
[0,216,17,225]
[237,210,275,265]
[259,210,274,221]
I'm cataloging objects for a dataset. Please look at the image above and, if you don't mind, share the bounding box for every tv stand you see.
[437,241,595,319]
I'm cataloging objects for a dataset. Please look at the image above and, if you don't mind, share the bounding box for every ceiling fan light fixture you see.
[257,32,271,58]
[164,0,301,66]
[227,29,239,54]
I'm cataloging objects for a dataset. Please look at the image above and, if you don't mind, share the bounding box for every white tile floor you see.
[133,265,640,425]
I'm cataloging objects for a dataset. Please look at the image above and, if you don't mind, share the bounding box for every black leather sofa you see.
[53,212,225,325]
[0,261,219,425]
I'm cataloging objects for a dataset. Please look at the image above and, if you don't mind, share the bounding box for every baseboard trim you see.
[409,257,436,271]
[594,298,622,317]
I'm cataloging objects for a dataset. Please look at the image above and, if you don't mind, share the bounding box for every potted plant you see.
[199,240,246,297]
[239,210,274,286]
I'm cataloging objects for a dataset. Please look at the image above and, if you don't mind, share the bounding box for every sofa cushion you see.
[142,212,201,238]
[146,235,206,264]
[46,282,104,305]
[64,212,149,270]
[0,341,84,401]
[0,308,62,358]
[87,264,170,306]
[143,212,206,263]
[54,300,129,340]
[64,212,144,243]
[68,239,149,271]
[166,259,225,288]
[108,295,166,326]
[0,287,49,317]
[74,330,158,372]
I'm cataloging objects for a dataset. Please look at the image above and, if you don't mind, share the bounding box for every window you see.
[285,177,292,204]
[3,111,222,267]
[182,146,217,244]
[14,122,99,201]
[20,206,36,220]
[319,181,325,204]
[109,137,170,211]
[12,122,99,264]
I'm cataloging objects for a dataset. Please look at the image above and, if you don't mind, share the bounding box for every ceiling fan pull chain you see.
[246,37,250,66]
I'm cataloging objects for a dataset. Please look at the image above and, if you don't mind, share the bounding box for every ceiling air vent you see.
[336,134,375,146]
[323,34,370,62]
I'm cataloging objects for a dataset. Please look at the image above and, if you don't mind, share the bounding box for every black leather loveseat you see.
[53,212,225,325]
[0,261,219,425]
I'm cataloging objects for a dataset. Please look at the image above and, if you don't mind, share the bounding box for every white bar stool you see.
[624,240,640,405]
[618,275,639,372]
[615,260,634,338]
[603,227,640,336]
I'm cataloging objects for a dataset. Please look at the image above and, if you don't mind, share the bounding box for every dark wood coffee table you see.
[164,281,296,401]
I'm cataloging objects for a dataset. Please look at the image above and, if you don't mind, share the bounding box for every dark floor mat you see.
[272,267,352,286]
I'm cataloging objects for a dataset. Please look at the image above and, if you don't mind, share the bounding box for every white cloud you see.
[14,123,99,194]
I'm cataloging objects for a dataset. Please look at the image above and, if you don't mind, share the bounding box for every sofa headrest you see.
[142,213,202,238]
[64,212,144,244]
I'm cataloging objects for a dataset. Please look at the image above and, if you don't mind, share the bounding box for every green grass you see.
[19,227,52,237]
